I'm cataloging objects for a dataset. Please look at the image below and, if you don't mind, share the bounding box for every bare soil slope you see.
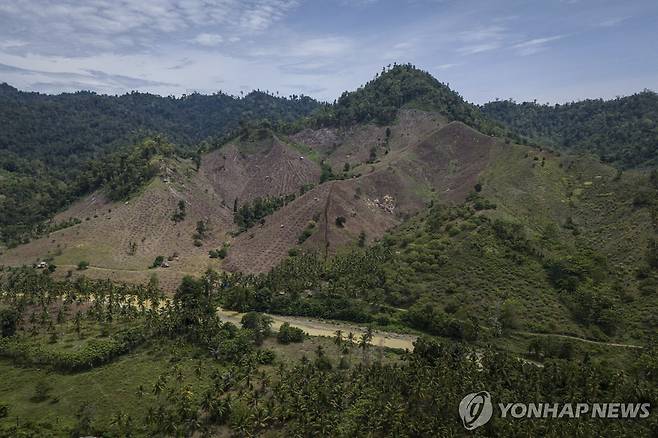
[0,158,234,289]
[224,120,498,273]
[290,109,446,167]
[1,115,500,279]
[200,134,321,204]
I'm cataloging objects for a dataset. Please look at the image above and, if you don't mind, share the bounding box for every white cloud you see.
[598,16,631,27]
[435,63,459,70]
[193,33,224,47]
[512,35,566,56]
[0,39,27,50]
[290,37,353,57]
[456,25,507,55]
[250,36,354,59]
[457,42,502,55]
[0,0,301,56]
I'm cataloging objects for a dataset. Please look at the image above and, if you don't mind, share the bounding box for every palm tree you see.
[334,329,343,347]
[347,331,355,347]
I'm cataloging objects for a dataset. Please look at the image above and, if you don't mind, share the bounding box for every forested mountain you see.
[0,84,319,244]
[303,64,510,138]
[0,83,318,168]
[482,91,658,168]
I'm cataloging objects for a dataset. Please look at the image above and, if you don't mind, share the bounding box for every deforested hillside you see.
[223,119,499,273]
[217,146,658,344]
[200,130,321,205]
[0,155,234,290]
[0,85,319,245]
[1,65,656,296]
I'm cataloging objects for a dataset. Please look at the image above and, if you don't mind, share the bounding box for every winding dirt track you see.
[515,331,644,349]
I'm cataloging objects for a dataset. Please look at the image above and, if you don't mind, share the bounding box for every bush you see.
[241,312,273,345]
[255,349,276,364]
[500,299,520,330]
[209,247,228,259]
[402,303,479,341]
[633,190,654,208]
[32,380,52,402]
[335,216,346,227]
[0,327,145,371]
[277,322,305,344]
[77,261,89,270]
[0,308,19,337]
[0,402,8,419]
[298,223,315,244]
[172,200,186,222]
[151,255,165,268]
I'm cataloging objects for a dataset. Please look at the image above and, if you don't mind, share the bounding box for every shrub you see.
[335,216,346,227]
[648,238,658,269]
[209,247,228,259]
[277,322,305,344]
[358,231,367,247]
[151,255,165,268]
[241,312,273,345]
[77,261,89,270]
[255,349,276,364]
[0,308,19,337]
[32,380,52,402]
[298,223,315,244]
[0,328,145,371]
[172,200,186,222]
[500,299,520,330]
[633,190,654,208]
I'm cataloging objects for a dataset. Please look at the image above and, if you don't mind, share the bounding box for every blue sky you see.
[0,0,657,103]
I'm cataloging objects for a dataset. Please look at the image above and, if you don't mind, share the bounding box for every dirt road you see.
[217,307,417,350]
[516,331,644,349]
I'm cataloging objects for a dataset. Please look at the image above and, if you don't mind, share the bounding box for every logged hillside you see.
[482,91,658,168]
[0,109,472,280]
[0,84,319,244]
[218,145,658,344]
[2,65,657,306]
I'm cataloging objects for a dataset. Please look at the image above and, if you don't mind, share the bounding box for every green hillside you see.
[482,91,658,168]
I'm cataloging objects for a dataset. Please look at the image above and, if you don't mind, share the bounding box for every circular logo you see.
[459,391,493,430]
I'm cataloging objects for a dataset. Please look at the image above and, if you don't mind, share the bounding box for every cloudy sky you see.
[1,0,657,103]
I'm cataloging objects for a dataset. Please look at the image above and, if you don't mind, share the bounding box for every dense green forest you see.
[482,91,658,168]
[0,83,319,164]
[0,85,319,245]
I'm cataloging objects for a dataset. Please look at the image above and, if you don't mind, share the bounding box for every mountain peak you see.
[312,63,506,137]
